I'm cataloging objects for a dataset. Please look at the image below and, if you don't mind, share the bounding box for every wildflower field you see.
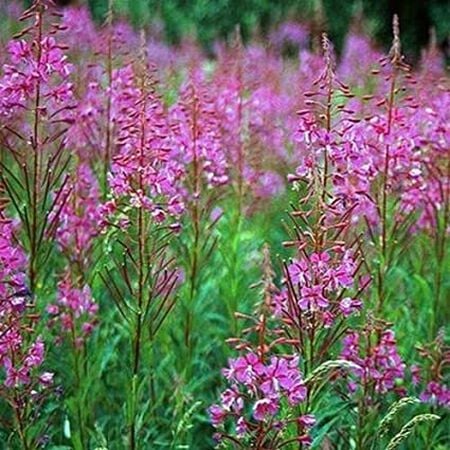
[0,1,449,449]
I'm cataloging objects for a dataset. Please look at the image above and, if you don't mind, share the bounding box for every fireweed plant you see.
[169,72,228,356]
[209,245,314,448]
[361,16,421,315]
[65,4,137,195]
[100,36,184,449]
[212,31,259,337]
[0,0,75,294]
[410,40,450,336]
[0,1,448,448]
[210,34,369,448]
[213,31,286,337]
[0,188,54,449]
[46,162,100,448]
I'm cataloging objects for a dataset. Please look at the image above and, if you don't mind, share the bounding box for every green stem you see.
[70,318,87,449]
[13,394,29,450]
[129,72,147,449]
[376,69,397,314]
[29,6,43,293]
[185,95,200,356]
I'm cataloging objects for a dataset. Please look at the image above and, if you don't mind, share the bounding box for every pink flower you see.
[321,311,335,328]
[253,397,279,421]
[208,405,226,427]
[4,358,29,387]
[299,285,329,310]
[170,75,229,190]
[298,414,316,429]
[339,297,362,317]
[420,381,450,408]
[47,273,98,343]
[24,338,45,368]
[220,386,243,412]
[107,63,185,225]
[288,258,310,285]
[287,379,308,405]
[39,372,54,388]
[236,417,248,436]
[0,31,74,119]
[298,434,313,446]
[310,252,330,271]
[330,253,356,288]
[341,329,406,394]
[411,365,421,386]
[223,353,264,385]
[55,164,102,262]
[272,289,288,317]
[259,357,307,406]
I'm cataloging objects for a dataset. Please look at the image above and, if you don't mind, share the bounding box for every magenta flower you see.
[341,328,406,394]
[3,358,30,388]
[222,352,265,385]
[298,434,313,446]
[236,416,248,436]
[420,381,450,408]
[299,285,329,310]
[208,404,226,428]
[220,386,244,413]
[282,246,362,329]
[170,75,229,190]
[261,356,307,405]
[105,63,185,225]
[298,414,316,429]
[47,274,97,344]
[55,163,102,263]
[339,297,362,317]
[272,289,288,317]
[0,209,51,402]
[24,338,45,369]
[253,397,279,421]
[39,371,54,387]
[0,32,74,119]
[212,350,308,444]
[288,258,310,285]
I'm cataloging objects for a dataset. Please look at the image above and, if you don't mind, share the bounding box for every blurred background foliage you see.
[77,0,450,59]
[23,0,450,59]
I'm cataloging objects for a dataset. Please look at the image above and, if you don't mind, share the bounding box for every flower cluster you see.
[413,333,450,408]
[420,382,450,408]
[285,249,360,318]
[49,163,100,344]
[0,206,52,391]
[60,5,97,53]
[170,75,228,190]
[210,246,314,447]
[339,31,382,84]
[47,273,97,346]
[213,43,293,203]
[0,6,74,121]
[56,163,102,265]
[210,353,312,447]
[107,62,184,223]
[341,327,406,395]
[211,353,306,424]
[0,3,448,448]
[269,21,309,52]
[66,74,108,162]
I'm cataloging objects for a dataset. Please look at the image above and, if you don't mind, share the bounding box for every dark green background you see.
[44,0,450,58]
